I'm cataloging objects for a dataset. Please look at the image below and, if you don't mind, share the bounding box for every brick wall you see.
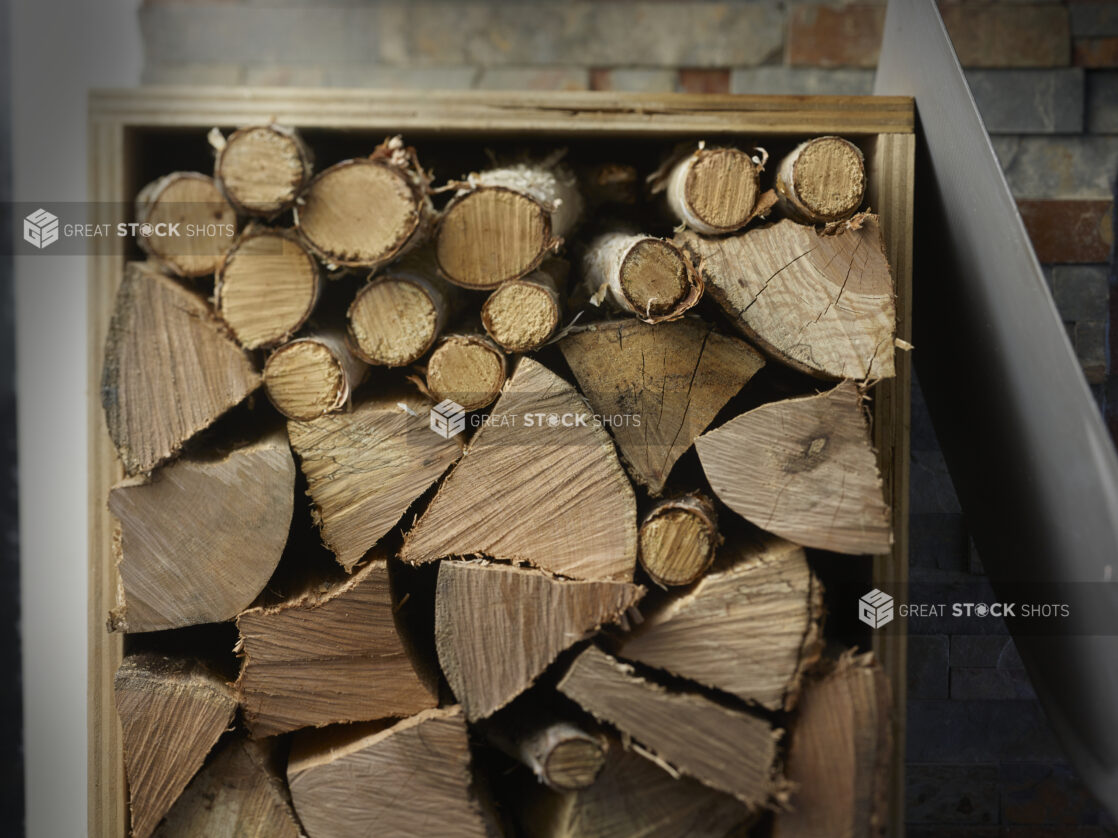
[138,1,1118,834]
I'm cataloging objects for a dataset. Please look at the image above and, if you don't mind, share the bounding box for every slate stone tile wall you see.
[137,1,1118,833]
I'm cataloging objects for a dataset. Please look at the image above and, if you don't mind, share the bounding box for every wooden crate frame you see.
[88,89,914,838]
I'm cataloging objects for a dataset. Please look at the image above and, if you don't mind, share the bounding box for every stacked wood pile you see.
[102,125,899,838]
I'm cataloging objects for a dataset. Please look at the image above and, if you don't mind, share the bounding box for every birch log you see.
[484,712,607,792]
[638,492,721,587]
[775,136,866,224]
[263,331,366,421]
[582,232,702,323]
[212,123,313,216]
[663,145,772,235]
[135,172,237,277]
[425,333,508,411]
[481,259,567,353]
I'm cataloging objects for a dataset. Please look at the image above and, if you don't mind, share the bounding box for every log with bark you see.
[656,144,776,235]
[582,232,702,323]
[263,331,366,421]
[135,172,237,277]
[425,332,508,411]
[481,259,568,353]
[638,492,721,587]
[483,711,607,792]
[775,136,866,224]
[211,123,313,217]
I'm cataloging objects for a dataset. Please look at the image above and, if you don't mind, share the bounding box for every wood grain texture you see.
[637,492,721,587]
[213,123,312,217]
[101,262,260,475]
[485,716,607,792]
[288,706,492,838]
[134,173,237,277]
[665,146,765,235]
[435,561,644,721]
[582,233,702,323]
[426,333,508,411]
[263,330,366,422]
[108,432,294,633]
[621,534,822,711]
[287,389,463,572]
[114,654,237,838]
[557,647,783,809]
[678,215,895,381]
[481,261,566,353]
[236,558,437,737]
[697,381,892,555]
[776,137,866,224]
[560,318,764,495]
[401,357,638,582]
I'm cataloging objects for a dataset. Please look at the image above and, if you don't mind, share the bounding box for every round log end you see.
[218,126,310,215]
[426,335,507,411]
[482,280,559,353]
[348,278,440,367]
[264,340,349,421]
[544,737,607,792]
[141,174,237,277]
[639,501,718,587]
[619,239,693,319]
[685,148,760,233]
[791,137,866,222]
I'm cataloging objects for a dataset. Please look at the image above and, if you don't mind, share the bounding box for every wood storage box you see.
[88,90,914,837]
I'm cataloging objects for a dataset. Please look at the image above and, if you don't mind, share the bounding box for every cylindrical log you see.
[135,172,237,277]
[583,232,702,324]
[425,333,507,411]
[435,162,582,290]
[481,260,568,353]
[212,123,313,216]
[775,136,866,224]
[486,717,607,792]
[216,227,321,349]
[296,136,432,270]
[264,331,366,421]
[638,492,721,587]
[665,146,766,235]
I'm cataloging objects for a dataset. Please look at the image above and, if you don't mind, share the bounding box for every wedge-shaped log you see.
[287,390,463,572]
[237,558,438,737]
[401,358,638,582]
[288,707,492,838]
[560,319,764,495]
[558,647,783,810]
[101,262,260,475]
[115,654,237,838]
[677,215,895,380]
[697,381,891,555]
[436,561,643,721]
[108,432,294,632]
[621,534,823,711]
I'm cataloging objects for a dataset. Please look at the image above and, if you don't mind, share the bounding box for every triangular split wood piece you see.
[696,381,892,555]
[287,389,463,572]
[288,707,492,838]
[560,318,764,495]
[620,534,823,711]
[772,652,893,838]
[401,357,638,581]
[153,736,302,838]
[108,431,295,632]
[436,561,644,721]
[557,646,784,810]
[236,558,437,737]
[677,214,896,381]
[114,654,237,838]
[101,262,260,475]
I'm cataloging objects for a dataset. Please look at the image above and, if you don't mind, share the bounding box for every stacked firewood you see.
[103,125,898,838]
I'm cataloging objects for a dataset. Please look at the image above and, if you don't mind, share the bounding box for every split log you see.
[236,557,438,737]
[263,331,366,421]
[135,172,237,277]
[481,260,568,353]
[638,492,721,587]
[582,232,701,323]
[153,736,302,838]
[115,654,237,838]
[435,560,643,721]
[772,652,892,838]
[660,145,773,235]
[425,333,508,411]
[295,136,432,270]
[215,227,321,349]
[288,707,493,838]
[696,381,892,555]
[775,136,866,224]
[101,262,260,475]
[435,160,582,289]
[560,318,764,495]
[677,214,895,380]
[108,431,294,632]
[524,740,752,838]
[401,357,638,582]
[484,712,607,792]
[287,389,463,571]
[557,646,783,810]
[212,123,313,216]
[347,251,457,367]
[621,534,823,711]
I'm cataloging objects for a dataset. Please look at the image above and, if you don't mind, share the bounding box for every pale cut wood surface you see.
[287,388,463,571]
[263,330,366,421]
[772,652,893,838]
[557,647,783,809]
[101,262,260,475]
[435,561,644,721]
[402,357,638,581]
[698,381,892,555]
[621,534,823,711]
[637,491,720,587]
[213,123,312,216]
[114,654,237,838]
[153,737,302,838]
[481,263,565,353]
[288,706,492,838]
[667,146,762,235]
[560,318,764,495]
[134,173,237,277]
[678,214,896,381]
[776,137,866,224]
[236,557,438,737]
[108,431,294,632]
[426,332,508,411]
